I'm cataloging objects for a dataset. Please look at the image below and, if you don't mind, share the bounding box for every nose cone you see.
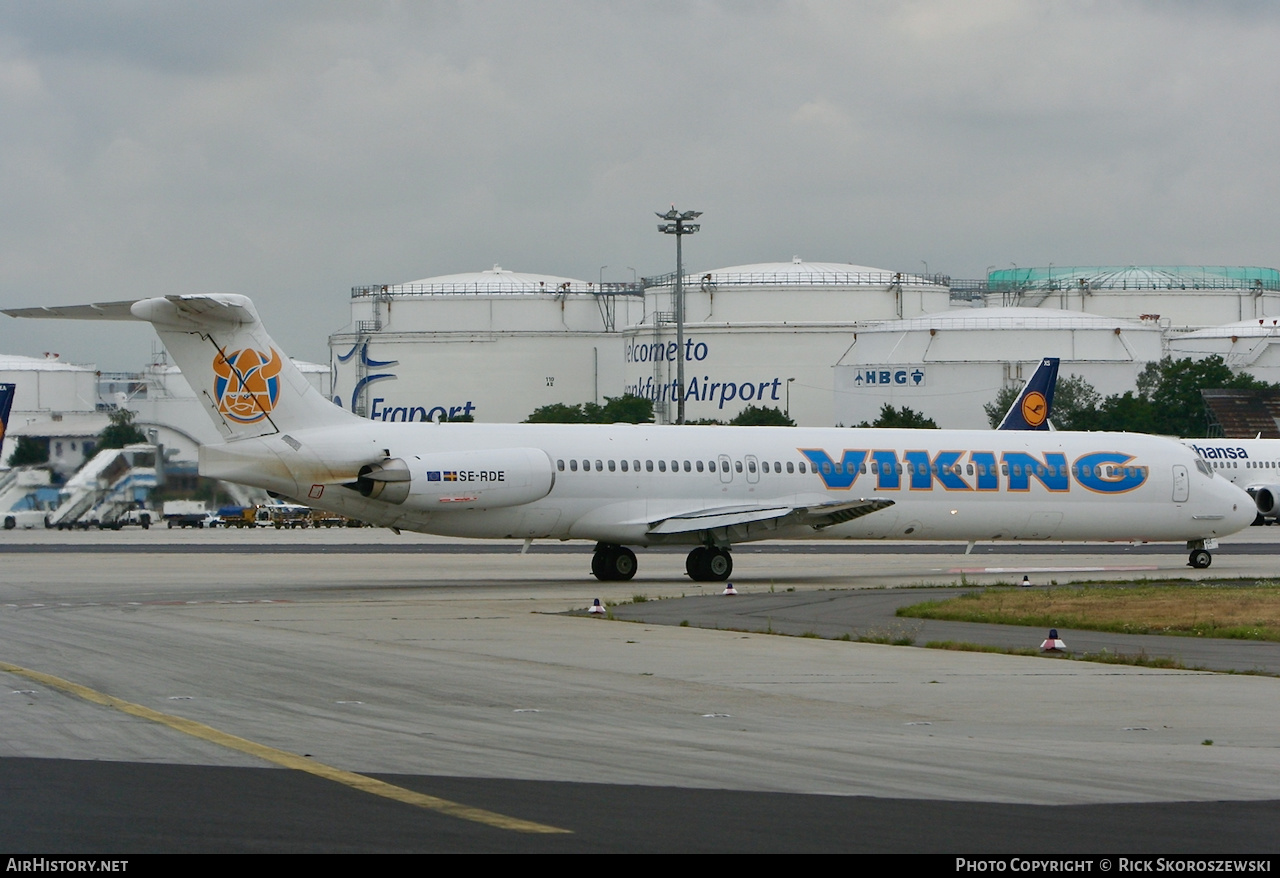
[1214,477,1258,536]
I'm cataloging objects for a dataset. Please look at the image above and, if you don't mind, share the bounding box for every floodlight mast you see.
[656,208,701,424]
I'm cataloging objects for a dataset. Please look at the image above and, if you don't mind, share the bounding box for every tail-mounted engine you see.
[348,458,412,504]
[343,448,554,511]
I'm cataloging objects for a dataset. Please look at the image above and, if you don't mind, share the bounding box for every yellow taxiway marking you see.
[1,661,571,835]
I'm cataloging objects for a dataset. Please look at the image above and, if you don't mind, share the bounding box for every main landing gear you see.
[685,546,733,582]
[591,543,637,581]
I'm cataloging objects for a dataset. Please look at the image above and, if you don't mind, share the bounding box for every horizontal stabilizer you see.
[5,294,352,440]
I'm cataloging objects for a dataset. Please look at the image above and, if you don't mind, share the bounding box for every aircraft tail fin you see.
[997,358,1058,431]
[0,382,14,448]
[4,295,352,442]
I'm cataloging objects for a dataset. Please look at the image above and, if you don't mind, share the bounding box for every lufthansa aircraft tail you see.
[3,295,352,442]
[996,358,1059,431]
[0,382,15,446]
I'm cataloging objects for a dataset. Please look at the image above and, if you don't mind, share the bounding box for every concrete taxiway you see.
[1,527,1278,852]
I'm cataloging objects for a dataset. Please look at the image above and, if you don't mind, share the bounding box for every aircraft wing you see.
[648,498,894,536]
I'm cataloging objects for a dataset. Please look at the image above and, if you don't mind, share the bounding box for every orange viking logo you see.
[213,348,284,424]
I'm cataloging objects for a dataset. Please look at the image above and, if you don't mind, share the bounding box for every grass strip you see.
[900,581,1280,641]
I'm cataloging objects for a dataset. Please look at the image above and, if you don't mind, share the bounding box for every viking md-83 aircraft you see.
[4,295,1257,577]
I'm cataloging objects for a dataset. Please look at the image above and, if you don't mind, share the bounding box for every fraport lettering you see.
[370,397,476,423]
[802,448,1149,494]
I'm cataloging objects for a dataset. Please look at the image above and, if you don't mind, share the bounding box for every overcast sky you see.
[2,1,1279,369]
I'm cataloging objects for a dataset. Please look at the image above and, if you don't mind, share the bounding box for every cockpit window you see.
[1195,458,1213,477]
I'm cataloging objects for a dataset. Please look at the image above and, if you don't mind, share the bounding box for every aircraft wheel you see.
[687,546,732,582]
[1188,549,1212,569]
[592,545,637,581]
[610,547,637,581]
[592,545,618,581]
[706,547,733,581]
[685,547,707,579]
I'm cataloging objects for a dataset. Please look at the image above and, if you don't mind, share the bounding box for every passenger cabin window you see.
[658,460,667,472]
[557,459,565,471]
[569,459,578,472]
[787,462,794,473]
[608,460,616,472]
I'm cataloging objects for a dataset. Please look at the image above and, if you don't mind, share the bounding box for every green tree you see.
[727,405,795,426]
[7,436,48,466]
[524,394,653,424]
[856,404,938,429]
[524,403,590,424]
[1092,390,1162,435]
[588,394,654,424]
[983,386,1019,429]
[1050,374,1104,431]
[1134,356,1273,437]
[97,408,148,450]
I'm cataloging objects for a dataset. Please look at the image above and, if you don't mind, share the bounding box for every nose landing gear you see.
[1186,539,1216,569]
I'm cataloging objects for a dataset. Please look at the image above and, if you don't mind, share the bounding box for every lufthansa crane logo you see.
[213,347,283,424]
[1021,391,1048,428]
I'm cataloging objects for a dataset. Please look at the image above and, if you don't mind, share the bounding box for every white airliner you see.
[1181,438,1280,525]
[3,295,1257,576]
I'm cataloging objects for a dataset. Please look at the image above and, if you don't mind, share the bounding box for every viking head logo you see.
[213,348,284,424]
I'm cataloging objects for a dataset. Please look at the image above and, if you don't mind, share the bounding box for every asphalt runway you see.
[2,527,1279,853]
